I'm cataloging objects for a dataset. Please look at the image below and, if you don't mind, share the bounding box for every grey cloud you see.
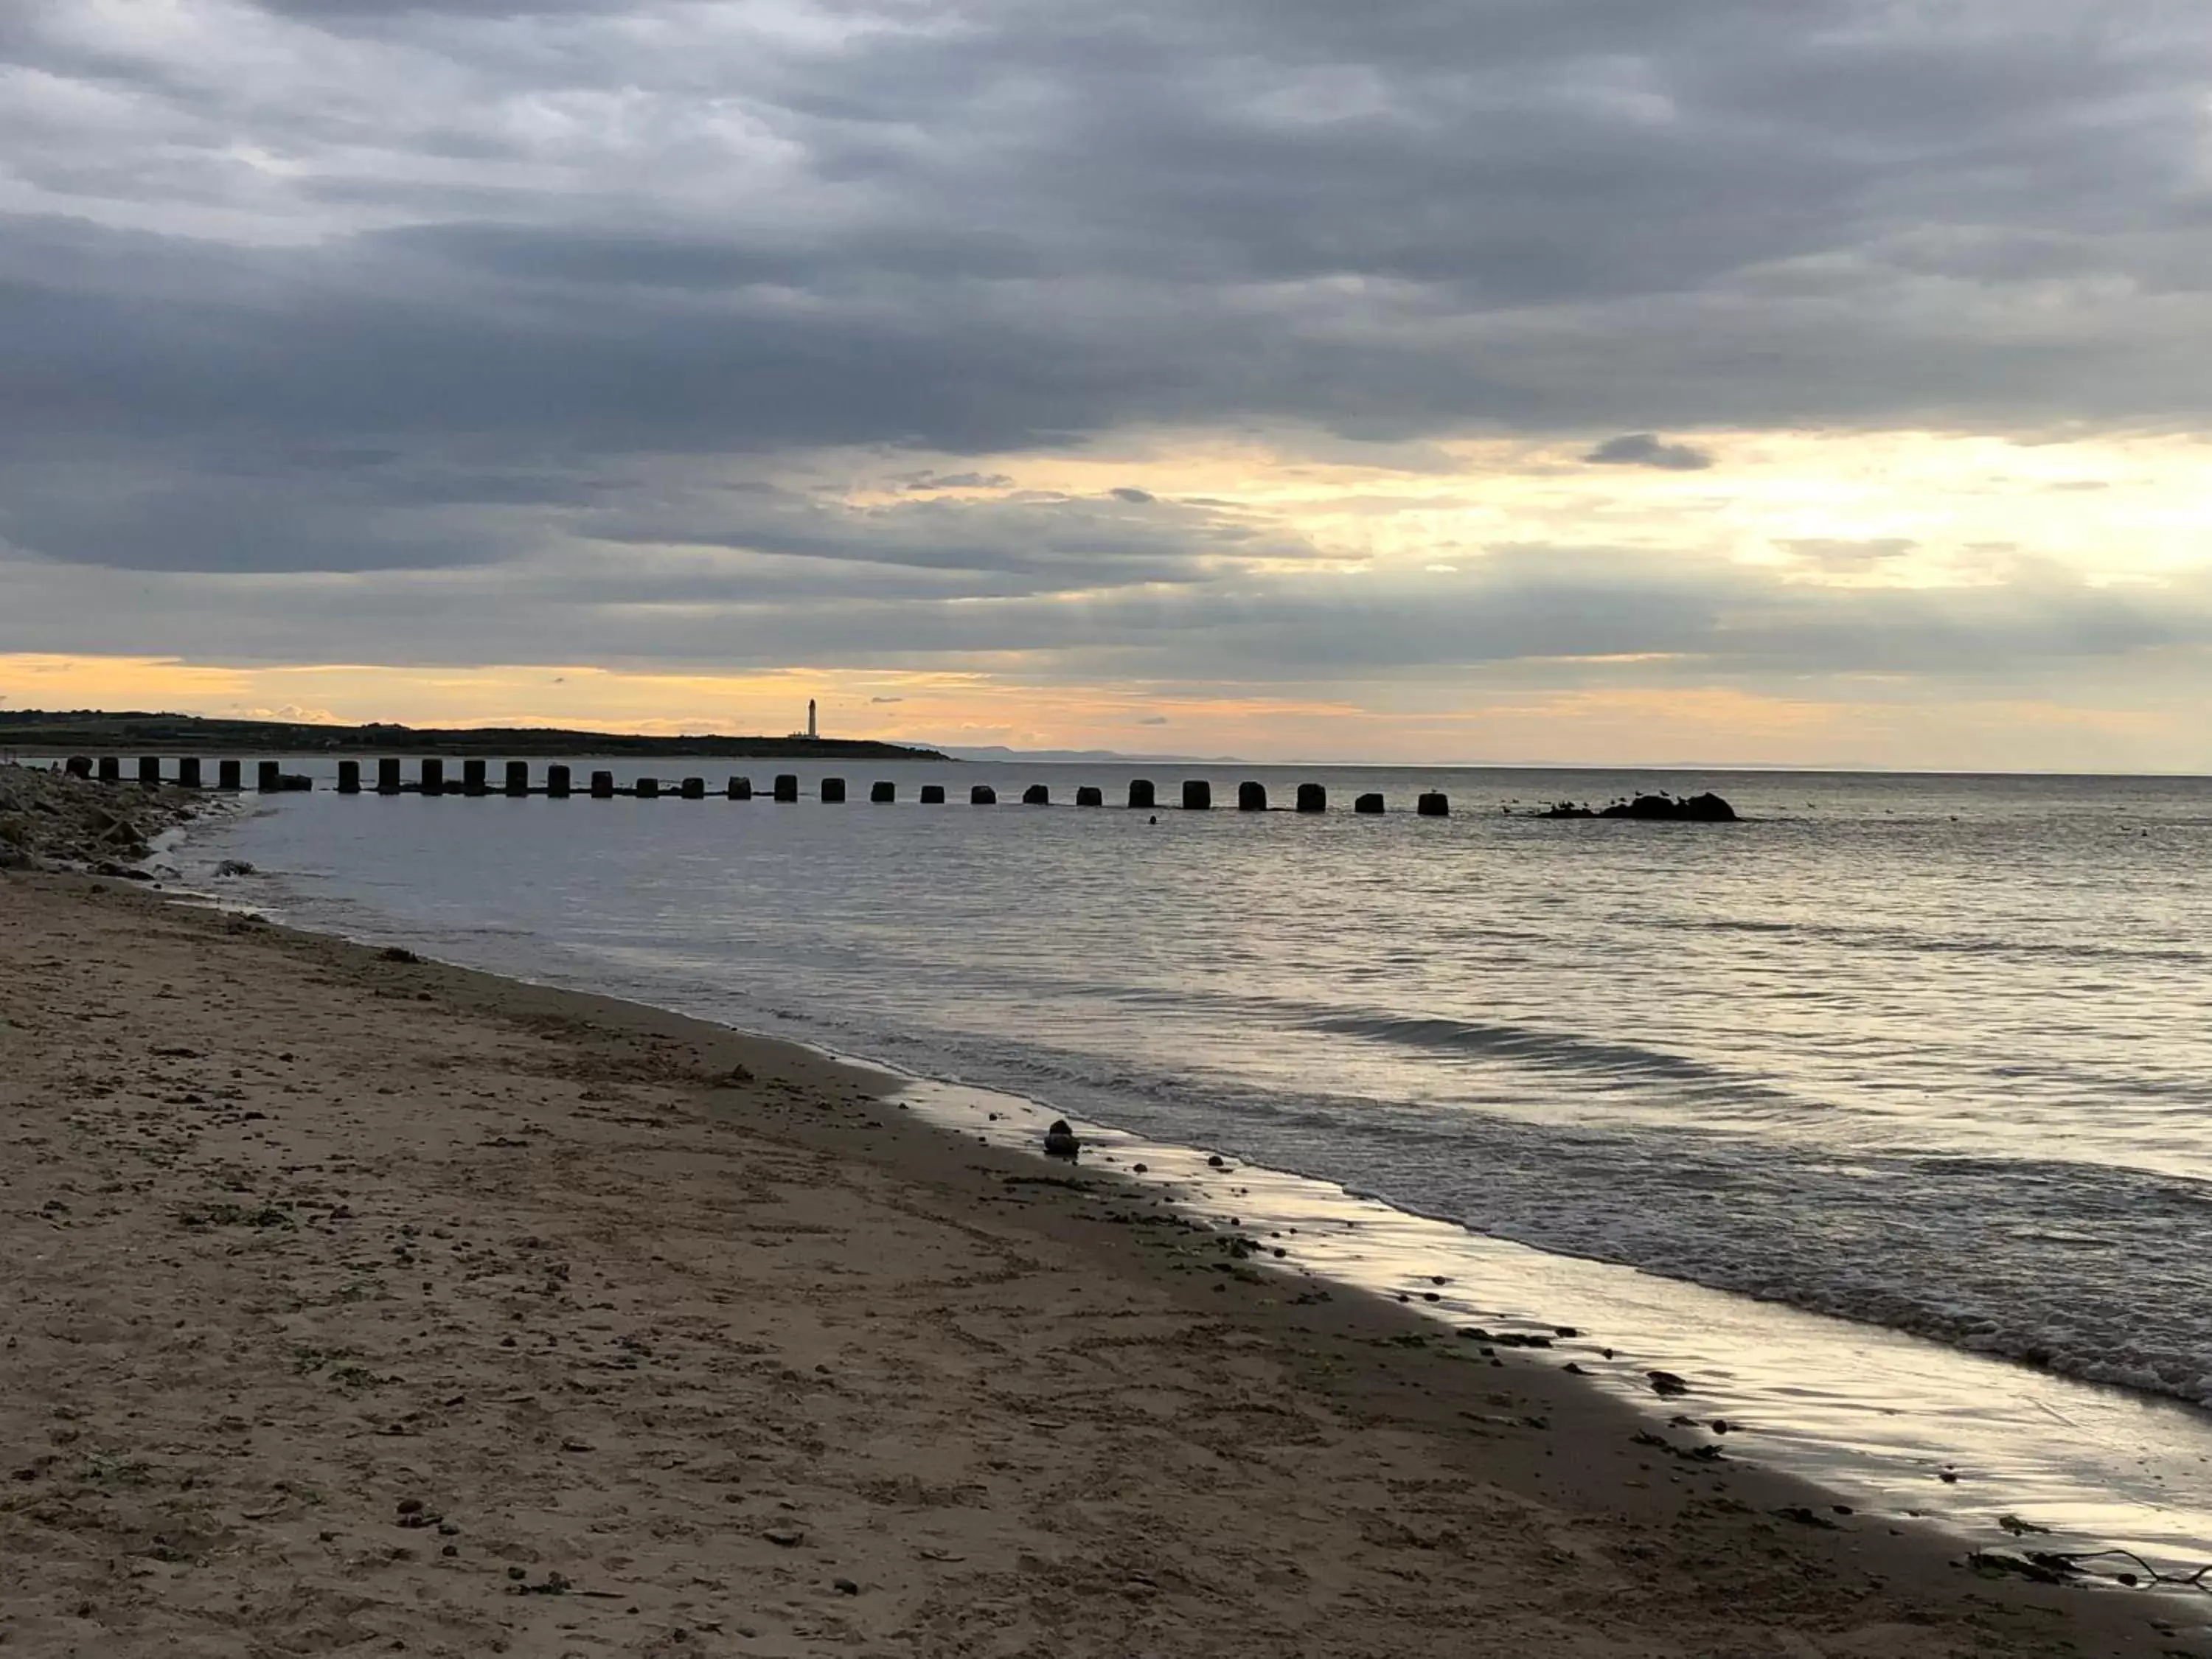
[1137,714,1169,725]
[5,529,2202,692]
[1585,434,1715,472]
[7,1,2212,471]
[870,695,904,703]
[252,1,621,15]
[571,481,1296,594]
[4,0,2212,699]
[1777,538,1917,570]
[905,472,1016,492]
[0,434,622,574]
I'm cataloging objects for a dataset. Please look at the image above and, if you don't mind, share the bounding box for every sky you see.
[4,0,2212,768]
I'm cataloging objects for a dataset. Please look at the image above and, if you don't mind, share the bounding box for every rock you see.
[1967,1551,2070,1585]
[1774,1504,1838,1529]
[1646,1369,1691,1398]
[1541,792,1737,822]
[832,1577,860,1595]
[215,859,256,877]
[764,1528,804,1547]
[1043,1119,1081,1159]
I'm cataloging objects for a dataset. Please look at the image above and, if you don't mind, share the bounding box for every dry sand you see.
[1,872,2199,1658]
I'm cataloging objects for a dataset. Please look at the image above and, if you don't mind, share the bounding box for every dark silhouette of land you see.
[0,710,947,762]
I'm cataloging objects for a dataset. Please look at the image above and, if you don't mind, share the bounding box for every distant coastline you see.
[939,743,1248,765]
[0,709,947,762]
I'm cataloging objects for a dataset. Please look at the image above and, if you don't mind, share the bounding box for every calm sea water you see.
[175,761,2212,1559]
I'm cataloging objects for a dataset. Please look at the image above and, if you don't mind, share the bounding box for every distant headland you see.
[0,709,948,762]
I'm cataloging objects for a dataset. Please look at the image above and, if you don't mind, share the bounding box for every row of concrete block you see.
[72,755,1453,815]
[66,755,304,791]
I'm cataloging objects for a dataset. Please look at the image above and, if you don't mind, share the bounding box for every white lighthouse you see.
[807,698,818,740]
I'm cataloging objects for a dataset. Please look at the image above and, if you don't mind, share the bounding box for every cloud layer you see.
[4,0,2212,757]
[1585,434,1714,472]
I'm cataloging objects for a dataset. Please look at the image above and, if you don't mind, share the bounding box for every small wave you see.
[1305,1012,1747,1090]
[1689,916,2209,967]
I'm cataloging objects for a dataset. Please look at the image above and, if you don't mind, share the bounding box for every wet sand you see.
[0,872,2199,1657]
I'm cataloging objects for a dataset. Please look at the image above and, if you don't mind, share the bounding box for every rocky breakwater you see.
[1539,791,1739,821]
[0,762,204,877]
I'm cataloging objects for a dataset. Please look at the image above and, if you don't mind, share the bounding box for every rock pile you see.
[1539,792,1738,822]
[0,762,202,874]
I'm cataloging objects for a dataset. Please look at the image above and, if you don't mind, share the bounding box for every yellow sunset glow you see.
[830,425,2212,587]
[1,649,2199,773]
[7,428,2211,771]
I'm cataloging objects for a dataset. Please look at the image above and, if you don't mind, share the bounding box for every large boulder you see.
[1542,791,1737,822]
[1602,794,1685,819]
[1680,792,1738,821]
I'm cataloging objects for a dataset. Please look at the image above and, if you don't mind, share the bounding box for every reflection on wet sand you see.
[902,1077,2212,1582]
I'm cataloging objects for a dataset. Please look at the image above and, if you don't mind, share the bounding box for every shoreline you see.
[161,796,2212,1578]
[2,869,2201,1655]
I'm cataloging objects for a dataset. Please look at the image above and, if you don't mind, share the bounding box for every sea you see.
[168,759,2212,1578]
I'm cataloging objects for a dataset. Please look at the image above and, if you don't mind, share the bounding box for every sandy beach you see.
[0,866,2198,1658]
